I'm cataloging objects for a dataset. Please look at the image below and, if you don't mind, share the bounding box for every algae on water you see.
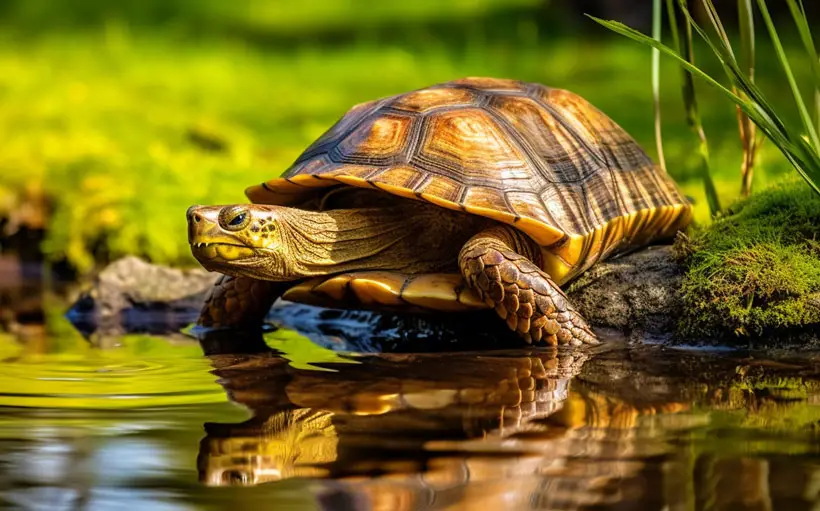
[675,179,820,340]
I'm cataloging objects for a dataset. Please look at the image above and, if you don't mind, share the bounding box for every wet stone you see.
[566,245,683,342]
[66,256,216,343]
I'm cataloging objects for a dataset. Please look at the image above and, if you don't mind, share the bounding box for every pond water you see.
[2,298,820,510]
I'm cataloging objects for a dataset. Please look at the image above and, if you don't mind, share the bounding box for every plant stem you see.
[652,0,667,174]
[680,0,721,215]
[737,0,758,196]
[816,86,820,138]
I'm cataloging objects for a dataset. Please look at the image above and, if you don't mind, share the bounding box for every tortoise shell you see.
[247,77,691,284]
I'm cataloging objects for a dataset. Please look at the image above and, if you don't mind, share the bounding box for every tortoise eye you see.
[229,213,246,226]
[219,206,251,231]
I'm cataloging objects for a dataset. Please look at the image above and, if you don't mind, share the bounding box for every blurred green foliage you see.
[0,0,814,272]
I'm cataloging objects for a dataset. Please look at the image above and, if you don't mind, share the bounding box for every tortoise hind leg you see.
[459,226,598,346]
[198,275,288,329]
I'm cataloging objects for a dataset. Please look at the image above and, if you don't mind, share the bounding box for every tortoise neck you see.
[277,201,487,278]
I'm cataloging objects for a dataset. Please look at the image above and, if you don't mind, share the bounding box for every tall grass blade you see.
[737,0,759,196]
[816,86,820,138]
[665,0,723,214]
[784,0,820,135]
[676,0,721,215]
[700,0,734,56]
[665,0,681,50]
[737,1,754,79]
[673,1,820,192]
[785,0,820,86]
[700,0,760,187]
[588,19,735,128]
[652,0,667,174]
[589,15,820,197]
[756,0,820,152]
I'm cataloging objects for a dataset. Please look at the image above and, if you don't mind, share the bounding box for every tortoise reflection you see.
[199,349,585,483]
[197,347,694,509]
[197,345,820,510]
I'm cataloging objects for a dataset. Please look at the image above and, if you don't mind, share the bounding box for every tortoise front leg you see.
[459,226,598,346]
[198,275,288,329]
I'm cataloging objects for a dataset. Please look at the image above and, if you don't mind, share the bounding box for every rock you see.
[67,256,216,342]
[68,248,685,345]
[567,245,682,341]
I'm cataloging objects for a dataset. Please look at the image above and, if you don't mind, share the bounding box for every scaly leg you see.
[198,275,287,329]
[459,226,598,346]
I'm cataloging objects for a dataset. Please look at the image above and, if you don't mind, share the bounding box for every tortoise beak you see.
[187,205,205,243]
[187,205,227,246]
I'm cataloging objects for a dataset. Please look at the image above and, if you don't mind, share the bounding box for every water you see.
[3,302,820,510]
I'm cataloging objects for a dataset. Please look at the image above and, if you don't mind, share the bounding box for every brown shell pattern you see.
[247,77,691,253]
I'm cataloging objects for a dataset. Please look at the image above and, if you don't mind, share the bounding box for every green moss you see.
[675,179,820,340]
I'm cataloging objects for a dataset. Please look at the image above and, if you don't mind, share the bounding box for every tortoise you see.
[187,77,692,346]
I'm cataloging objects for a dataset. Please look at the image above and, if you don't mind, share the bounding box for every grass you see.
[0,1,815,272]
[593,0,820,201]
[664,0,722,216]
[674,178,820,340]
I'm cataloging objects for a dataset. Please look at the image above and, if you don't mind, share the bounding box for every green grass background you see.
[0,0,814,272]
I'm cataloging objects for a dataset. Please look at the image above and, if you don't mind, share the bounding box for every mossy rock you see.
[675,179,820,342]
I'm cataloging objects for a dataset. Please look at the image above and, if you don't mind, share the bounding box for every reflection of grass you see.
[0,1,814,271]
[0,333,22,359]
[700,394,820,440]
[0,329,227,408]
[263,328,359,371]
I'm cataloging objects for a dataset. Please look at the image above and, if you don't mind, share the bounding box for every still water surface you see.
[2,305,820,510]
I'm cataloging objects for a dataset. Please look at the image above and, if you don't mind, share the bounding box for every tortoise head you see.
[187,204,293,280]
[187,198,470,282]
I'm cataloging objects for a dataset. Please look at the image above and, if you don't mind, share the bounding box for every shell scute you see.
[489,94,601,183]
[391,87,475,112]
[417,108,533,183]
[333,113,414,164]
[417,175,465,207]
[451,77,525,91]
